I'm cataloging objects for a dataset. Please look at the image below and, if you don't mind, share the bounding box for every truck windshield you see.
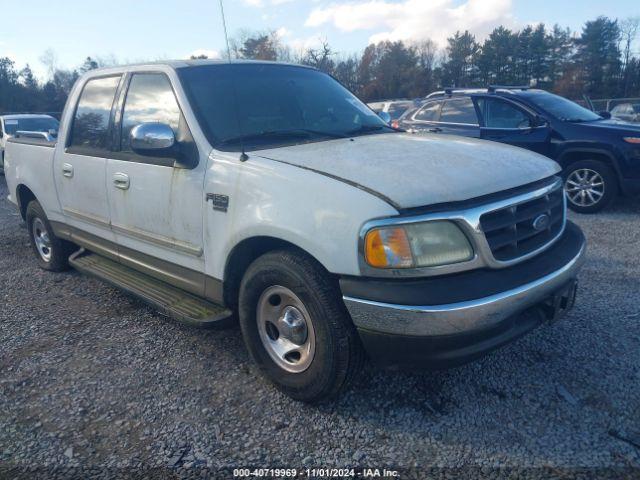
[524,92,602,122]
[178,64,392,150]
[3,117,59,136]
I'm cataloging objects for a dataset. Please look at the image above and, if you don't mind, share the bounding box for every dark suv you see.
[397,87,640,213]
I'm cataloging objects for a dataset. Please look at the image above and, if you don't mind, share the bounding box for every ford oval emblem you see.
[532,213,551,231]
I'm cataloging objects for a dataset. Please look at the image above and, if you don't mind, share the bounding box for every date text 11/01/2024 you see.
[232,468,400,477]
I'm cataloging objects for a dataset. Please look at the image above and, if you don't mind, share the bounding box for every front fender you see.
[203,152,398,281]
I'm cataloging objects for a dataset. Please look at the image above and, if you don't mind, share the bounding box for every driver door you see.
[105,71,207,296]
[477,97,551,156]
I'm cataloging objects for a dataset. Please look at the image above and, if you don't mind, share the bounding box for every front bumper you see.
[621,177,640,197]
[342,221,586,369]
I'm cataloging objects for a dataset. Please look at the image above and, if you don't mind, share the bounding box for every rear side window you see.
[388,102,413,120]
[70,76,121,152]
[477,98,530,128]
[121,73,181,152]
[439,98,479,125]
[413,101,441,121]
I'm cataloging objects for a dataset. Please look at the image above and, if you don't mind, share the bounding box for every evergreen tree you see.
[441,31,480,87]
[478,26,517,85]
[574,17,622,97]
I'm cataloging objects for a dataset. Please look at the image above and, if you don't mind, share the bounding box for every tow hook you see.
[540,280,578,324]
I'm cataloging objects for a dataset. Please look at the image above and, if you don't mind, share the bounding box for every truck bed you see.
[4,136,58,210]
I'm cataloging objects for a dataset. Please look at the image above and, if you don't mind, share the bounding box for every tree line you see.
[1,16,638,116]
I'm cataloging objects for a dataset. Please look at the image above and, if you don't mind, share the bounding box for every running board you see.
[69,249,233,328]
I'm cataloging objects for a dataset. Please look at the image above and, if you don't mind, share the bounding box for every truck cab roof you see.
[78,59,316,79]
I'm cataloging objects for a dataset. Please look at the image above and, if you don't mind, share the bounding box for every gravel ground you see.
[1,176,639,479]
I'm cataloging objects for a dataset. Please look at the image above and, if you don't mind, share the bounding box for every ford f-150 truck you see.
[4,61,586,402]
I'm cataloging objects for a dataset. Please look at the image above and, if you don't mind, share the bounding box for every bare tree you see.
[39,48,58,80]
[302,40,335,73]
[414,39,439,71]
[95,54,120,68]
[620,17,640,95]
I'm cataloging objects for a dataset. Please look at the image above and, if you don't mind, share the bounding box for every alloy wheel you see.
[565,168,605,208]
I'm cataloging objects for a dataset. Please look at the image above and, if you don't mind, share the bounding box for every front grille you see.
[480,184,565,262]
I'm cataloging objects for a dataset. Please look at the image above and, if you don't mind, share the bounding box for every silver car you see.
[610,103,640,123]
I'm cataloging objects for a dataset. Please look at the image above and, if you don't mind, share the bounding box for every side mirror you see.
[378,111,392,125]
[598,111,612,119]
[532,115,548,127]
[130,123,176,157]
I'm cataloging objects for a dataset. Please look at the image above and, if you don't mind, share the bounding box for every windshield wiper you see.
[219,128,347,146]
[346,124,395,136]
[564,117,600,123]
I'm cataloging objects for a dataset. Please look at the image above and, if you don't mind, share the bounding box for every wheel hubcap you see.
[256,286,315,373]
[565,168,605,207]
[32,217,52,262]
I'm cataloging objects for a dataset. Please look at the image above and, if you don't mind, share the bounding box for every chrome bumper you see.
[344,239,586,337]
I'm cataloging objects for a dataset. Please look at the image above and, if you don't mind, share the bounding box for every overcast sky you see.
[1,0,638,79]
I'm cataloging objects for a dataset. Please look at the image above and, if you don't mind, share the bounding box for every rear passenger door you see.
[436,97,481,137]
[105,71,207,296]
[55,75,122,252]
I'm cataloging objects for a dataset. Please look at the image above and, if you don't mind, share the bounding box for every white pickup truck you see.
[4,61,586,402]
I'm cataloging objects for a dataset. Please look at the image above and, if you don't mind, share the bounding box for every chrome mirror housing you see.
[130,123,176,155]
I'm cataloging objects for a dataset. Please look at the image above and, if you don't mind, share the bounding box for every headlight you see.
[623,137,640,144]
[364,220,474,269]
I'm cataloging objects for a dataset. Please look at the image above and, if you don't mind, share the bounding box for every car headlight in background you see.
[623,137,640,144]
[364,221,474,269]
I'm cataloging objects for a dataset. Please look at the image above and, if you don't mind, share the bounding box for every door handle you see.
[62,163,74,178]
[113,173,130,190]
[428,127,442,133]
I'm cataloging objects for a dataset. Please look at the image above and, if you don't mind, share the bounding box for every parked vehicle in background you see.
[368,99,417,124]
[4,62,585,402]
[398,87,640,213]
[610,103,640,123]
[0,114,59,174]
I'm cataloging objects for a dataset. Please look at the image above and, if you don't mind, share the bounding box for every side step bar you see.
[69,249,233,328]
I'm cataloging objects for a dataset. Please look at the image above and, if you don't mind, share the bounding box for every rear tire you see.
[26,200,76,271]
[238,249,364,403]
[564,160,618,213]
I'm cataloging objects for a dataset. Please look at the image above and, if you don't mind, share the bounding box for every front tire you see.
[26,200,76,271]
[564,160,618,213]
[238,249,364,403]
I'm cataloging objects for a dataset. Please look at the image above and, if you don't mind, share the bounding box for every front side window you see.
[439,98,479,125]
[413,101,441,121]
[477,98,531,128]
[70,76,121,151]
[178,64,391,150]
[387,102,413,120]
[121,73,181,152]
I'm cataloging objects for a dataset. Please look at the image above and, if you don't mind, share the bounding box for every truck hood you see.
[254,133,560,210]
